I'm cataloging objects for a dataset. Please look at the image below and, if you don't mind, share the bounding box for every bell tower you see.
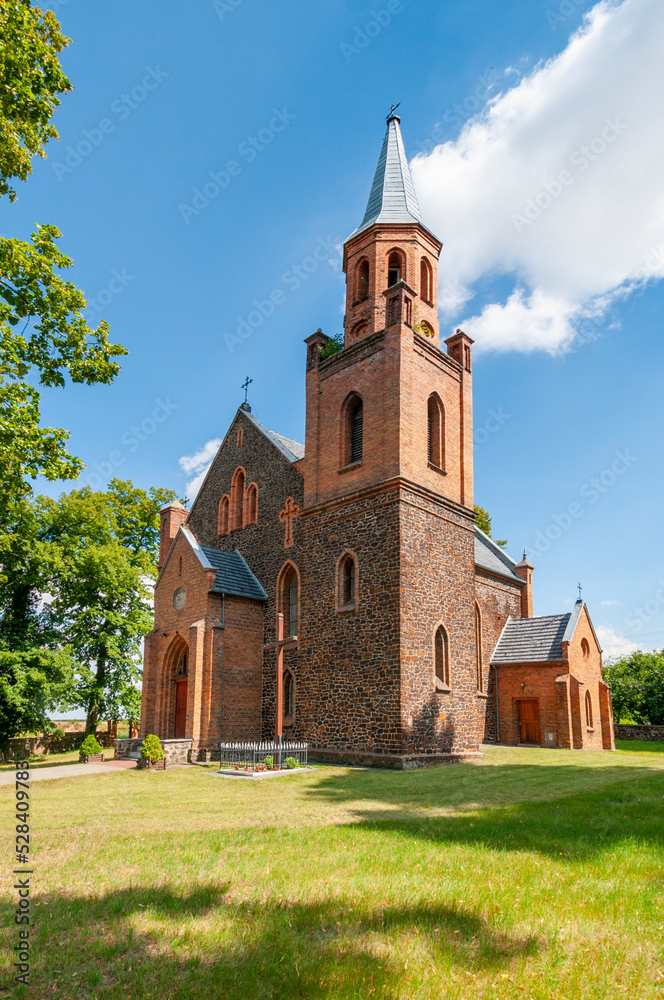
[298,113,480,764]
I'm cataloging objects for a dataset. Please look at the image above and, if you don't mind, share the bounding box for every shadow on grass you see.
[3,885,538,1000]
[305,764,664,861]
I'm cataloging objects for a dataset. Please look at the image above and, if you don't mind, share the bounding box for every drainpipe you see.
[219,594,226,756]
[494,664,500,743]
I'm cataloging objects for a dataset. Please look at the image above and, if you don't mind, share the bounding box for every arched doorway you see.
[165,636,189,739]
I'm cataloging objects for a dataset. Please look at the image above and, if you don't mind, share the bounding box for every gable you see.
[491,613,572,664]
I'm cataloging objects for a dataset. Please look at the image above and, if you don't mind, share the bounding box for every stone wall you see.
[475,569,523,743]
[2,731,115,761]
[615,724,664,741]
[114,737,192,764]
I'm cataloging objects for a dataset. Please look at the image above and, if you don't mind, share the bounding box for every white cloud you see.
[596,623,641,660]
[411,0,664,353]
[178,437,221,498]
[601,599,620,606]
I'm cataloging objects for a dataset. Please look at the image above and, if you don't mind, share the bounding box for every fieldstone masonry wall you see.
[615,724,664,741]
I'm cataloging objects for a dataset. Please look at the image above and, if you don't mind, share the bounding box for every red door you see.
[174,678,188,738]
[519,700,540,744]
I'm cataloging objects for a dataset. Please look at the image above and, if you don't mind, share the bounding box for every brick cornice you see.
[301,475,476,525]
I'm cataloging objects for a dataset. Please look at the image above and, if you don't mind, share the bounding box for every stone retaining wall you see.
[2,731,115,761]
[615,723,664,741]
[114,737,192,764]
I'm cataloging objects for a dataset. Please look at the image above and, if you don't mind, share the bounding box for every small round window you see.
[581,638,590,659]
[173,588,186,611]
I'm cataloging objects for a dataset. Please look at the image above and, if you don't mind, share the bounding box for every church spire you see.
[349,111,422,239]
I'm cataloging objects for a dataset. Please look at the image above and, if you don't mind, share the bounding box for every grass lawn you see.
[2,746,664,999]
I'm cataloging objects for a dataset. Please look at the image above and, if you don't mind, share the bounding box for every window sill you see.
[435,685,451,694]
[339,461,362,474]
[428,463,447,476]
[337,603,357,614]
[422,298,434,308]
[477,692,489,700]
[586,727,594,733]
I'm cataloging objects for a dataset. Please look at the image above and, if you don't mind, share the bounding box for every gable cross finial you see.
[577,582,583,601]
[241,376,253,405]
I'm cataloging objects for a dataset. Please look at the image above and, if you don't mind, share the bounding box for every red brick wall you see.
[496,662,568,747]
[566,606,614,750]
[475,570,523,742]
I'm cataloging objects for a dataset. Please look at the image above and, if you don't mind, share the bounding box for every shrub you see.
[80,734,103,757]
[284,756,299,769]
[264,755,274,768]
[141,734,164,762]
[49,727,67,751]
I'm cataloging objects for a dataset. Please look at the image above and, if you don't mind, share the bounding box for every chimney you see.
[515,550,534,618]
[158,502,188,568]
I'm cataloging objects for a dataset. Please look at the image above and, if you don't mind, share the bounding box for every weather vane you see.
[387,102,401,120]
[241,376,253,405]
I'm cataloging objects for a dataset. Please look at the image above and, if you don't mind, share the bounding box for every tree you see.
[0,2,126,513]
[0,480,178,743]
[45,480,178,733]
[604,650,664,724]
[474,505,508,549]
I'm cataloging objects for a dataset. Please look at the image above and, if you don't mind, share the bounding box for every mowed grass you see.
[2,746,664,1000]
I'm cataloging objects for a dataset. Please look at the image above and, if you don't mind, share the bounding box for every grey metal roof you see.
[491,613,572,664]
[348,115,423,239]
[474,528,520,582]
[200,545,268,602]
[242,410,304,463]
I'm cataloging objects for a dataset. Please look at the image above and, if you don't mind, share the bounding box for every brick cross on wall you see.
[279,496,300,548]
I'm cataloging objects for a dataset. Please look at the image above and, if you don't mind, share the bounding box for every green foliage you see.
[79,733,103,757]
[318,333,344,361]
[0,4,127,511]
[0,480,178,740]
[474,505,507,549]
[284,756,299,769]
[0,647,74,751]
[604,650,664,725]
[0,1,72,201]
[141,734,164,762]
[264,755,274,768]
[49,726,67,750]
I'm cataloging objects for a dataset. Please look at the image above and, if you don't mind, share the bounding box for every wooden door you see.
[174,678,188,738]
[519,700,540,744]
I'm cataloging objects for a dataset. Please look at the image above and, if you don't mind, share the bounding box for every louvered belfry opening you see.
[349,398,363,463]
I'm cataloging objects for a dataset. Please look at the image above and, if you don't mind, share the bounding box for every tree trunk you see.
[85,648,107,736]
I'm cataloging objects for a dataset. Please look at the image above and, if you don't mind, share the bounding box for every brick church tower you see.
[298,111,480,760]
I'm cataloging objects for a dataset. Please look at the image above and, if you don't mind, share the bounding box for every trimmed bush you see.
[284,757,299,770]
[141,734,164,763]
[79,734,103,757]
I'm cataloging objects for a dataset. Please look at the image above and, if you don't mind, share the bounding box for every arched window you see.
[475,603,484,693]
[278,563,299,639]
[581,638,590,659]
[341,393,363,466]
[585,690,594,729]
[434,625,450,691]
[175,647,188,676]
[387,251,402,287]
[230,468,246,531]
[245,483,258,525]
[337,552,358,612]
[356,258,370,302]
[218,495,230,536]
[236,427,243,447]
[420,257,433,303]
[283,669,294,726]
[427,394,445,470]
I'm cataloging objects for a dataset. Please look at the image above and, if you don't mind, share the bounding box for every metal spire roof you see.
[348,113,423,239]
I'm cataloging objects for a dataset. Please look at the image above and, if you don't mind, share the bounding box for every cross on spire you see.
[578,582,583,601]
[241,376,253,405]
[279,496,300,548]
[387,102,401,120]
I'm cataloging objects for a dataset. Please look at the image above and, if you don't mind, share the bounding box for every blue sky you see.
[7,0,664,657]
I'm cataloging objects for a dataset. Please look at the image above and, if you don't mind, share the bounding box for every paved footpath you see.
[0,759,137,786]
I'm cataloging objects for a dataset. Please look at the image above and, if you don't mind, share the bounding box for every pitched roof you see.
[242,410,304,462]
[348,114,424,239]
[474,528,521,582]
[491,613,572,664]
[180,527,267,601]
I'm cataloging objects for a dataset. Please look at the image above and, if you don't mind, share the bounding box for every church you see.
[138,112,615,766]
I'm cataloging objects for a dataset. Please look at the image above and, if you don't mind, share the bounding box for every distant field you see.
[2,744,663,1000]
